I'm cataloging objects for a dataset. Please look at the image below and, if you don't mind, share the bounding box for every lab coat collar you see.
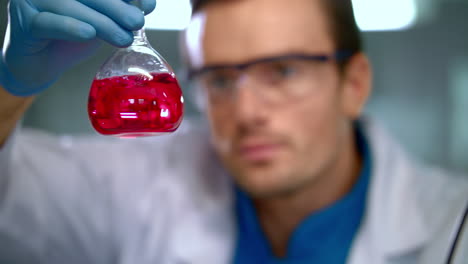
[360,118,430,259]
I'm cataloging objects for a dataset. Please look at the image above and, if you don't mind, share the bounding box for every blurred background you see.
[0,0,467,174]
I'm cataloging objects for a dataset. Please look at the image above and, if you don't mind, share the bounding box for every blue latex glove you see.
[0,0,157,96]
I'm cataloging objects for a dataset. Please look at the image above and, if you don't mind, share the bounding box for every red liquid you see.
[88,73,184,137]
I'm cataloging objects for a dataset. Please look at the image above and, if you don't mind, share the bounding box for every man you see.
[0,0,467,263]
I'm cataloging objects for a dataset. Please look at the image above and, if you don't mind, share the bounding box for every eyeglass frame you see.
[187,51,353,79]
[186,50,355,106]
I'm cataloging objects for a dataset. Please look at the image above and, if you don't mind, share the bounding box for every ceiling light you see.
[144,0,418,32]
[352,0,418,31]
[144,0,192,30]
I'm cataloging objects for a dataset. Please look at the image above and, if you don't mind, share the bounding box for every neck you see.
[253,126,363,257]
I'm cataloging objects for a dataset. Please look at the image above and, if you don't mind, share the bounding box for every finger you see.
[139,0,157,15]
[78,0,145,31]
[35,0,134,47]
[123,0,157,15]
[31,12,96,42]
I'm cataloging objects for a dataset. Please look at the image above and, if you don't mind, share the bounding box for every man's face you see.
[185,0,368,198]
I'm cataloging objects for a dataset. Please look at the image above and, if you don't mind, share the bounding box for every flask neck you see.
[132,28,148,46]
[129,0,147,46]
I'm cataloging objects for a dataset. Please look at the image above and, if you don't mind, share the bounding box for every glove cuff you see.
[0,57,54,97]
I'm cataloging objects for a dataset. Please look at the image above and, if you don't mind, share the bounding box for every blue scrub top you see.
[233,125,372,264]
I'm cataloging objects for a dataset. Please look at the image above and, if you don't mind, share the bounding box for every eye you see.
[200,70,238,93]
[206,75,233,90]
[270,62,298,80]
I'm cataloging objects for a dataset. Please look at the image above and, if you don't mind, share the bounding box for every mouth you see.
[237,141,285,163]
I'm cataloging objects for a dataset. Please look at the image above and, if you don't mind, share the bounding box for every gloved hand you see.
[0,0,157,96]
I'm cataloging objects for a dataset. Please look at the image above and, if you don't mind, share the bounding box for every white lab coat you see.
[0,119,466,264]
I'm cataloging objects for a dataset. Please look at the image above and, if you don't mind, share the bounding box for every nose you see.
[232,76,268,127]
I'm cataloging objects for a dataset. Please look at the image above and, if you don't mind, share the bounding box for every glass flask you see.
[88,2,184,138]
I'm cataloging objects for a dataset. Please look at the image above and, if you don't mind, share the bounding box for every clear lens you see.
[192,56,326,105]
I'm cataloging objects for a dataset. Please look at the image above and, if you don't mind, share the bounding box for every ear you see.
[340,52,372,120]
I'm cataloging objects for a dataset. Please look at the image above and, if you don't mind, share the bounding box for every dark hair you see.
[321,0,362,54]
[190,0,362,67]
